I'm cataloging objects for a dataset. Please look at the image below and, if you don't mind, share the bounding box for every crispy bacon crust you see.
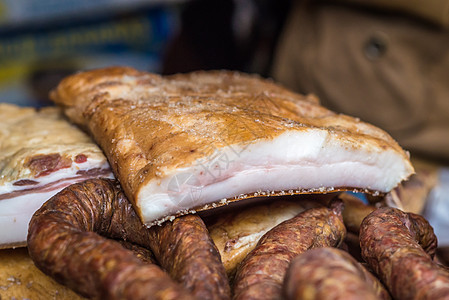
[50,67,414,225]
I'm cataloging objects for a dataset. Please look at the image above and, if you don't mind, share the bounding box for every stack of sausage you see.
[27,179,449,300]
[25,67,445,299]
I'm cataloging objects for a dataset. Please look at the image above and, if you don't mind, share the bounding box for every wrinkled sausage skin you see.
[360,207,449,300]
[147,215,231,300]
[337,193,376,234]
[407,212,438,258]
[118,240,157,264]
[283,247,390,300]
[27,179,229,299]
[232,199,346,300]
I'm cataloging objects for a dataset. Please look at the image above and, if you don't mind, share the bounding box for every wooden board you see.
[0,247,84,299]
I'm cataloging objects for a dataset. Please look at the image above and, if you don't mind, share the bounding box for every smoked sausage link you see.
[232,198,346,300]
[283,247,390,300]
[147,215,231,300]
[360,207,449,300]
[27,179,228,299]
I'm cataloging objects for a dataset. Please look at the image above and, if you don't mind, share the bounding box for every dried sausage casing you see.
[233,199,346,300]
[27,179,197,299]
[360,207,449,299]
[147,214,231,300]
[283,247,390,300]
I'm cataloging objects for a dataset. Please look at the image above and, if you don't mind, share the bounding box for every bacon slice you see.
[50,67,414,226]
[0,104,113,248]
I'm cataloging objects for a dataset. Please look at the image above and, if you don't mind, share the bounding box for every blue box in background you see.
[0,0,181,107]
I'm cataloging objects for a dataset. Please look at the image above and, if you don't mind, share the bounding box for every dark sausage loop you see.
[27,179,229,300]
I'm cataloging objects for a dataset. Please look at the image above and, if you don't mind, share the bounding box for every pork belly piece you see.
[51,67,414,226]
[0,104,113,248]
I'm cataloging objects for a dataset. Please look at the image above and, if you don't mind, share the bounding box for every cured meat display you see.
[18,68,449,299]
[27,185,449,299]
[0,104,113,248]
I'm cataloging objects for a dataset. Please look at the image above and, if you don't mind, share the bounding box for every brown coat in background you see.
[273,0,449,163]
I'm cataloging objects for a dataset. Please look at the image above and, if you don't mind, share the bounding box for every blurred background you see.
[0,0,291,107]
[0,0,183,107]
[0,0,448,250]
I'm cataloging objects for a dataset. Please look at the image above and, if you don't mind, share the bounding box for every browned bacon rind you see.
[27,179,229,299]
[360,207,449,300]
[283,247,391,300]
[232,199,346,300]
